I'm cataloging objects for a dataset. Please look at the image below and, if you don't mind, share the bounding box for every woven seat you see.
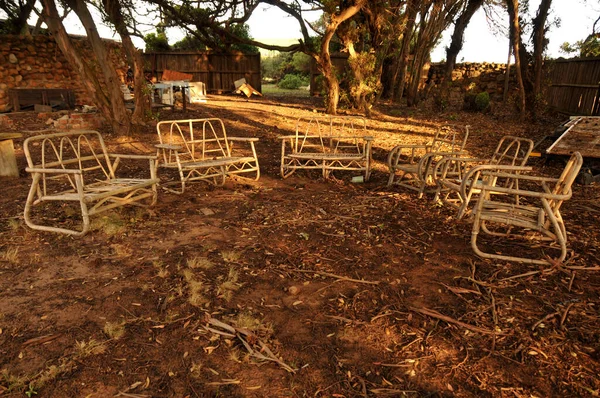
[470,152,583,265]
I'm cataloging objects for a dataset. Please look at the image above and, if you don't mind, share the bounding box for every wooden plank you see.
[547,117,600,157]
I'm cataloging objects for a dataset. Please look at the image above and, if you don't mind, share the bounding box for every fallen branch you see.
[204,317,296,373]
[408,306,505,335]
[291,269,380,285]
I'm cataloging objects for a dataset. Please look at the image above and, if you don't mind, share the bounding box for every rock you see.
[8,54,17,64]
[288,286,301,295]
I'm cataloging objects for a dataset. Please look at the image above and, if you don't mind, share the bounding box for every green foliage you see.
[560,35,600,58]
[227,24,259,54]
[474,91,490,112]
[144,32,170,52]
[278,74,308,90]
[262,52,311,82]
[290,52,311,75]
[172,35,207,51]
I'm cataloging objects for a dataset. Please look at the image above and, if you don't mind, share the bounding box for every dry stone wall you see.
[426,62,518,109]
[0,34,128,113]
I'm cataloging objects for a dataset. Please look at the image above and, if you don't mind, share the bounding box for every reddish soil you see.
[1,95,599,398]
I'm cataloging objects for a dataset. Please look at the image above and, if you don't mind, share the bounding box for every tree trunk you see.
[394,0,418,102]
[68,0,130,135]
[531,0,552,117]
[506,0,526,116]
[317,0,367,115]
[444,0,484,81]
[102,0,150,129]
[41,0,113,121]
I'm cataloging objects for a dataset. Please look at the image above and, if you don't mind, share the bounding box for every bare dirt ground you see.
[1,95,599,398]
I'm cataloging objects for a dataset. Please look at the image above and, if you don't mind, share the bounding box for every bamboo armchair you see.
[434,136,534,219]
[156,118,260,193]
[387,125,469,197]
[23,131,159,236]
[471,152,583,265]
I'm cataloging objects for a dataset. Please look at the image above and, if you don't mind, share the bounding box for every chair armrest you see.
[387,144,431,168]
[416,150,467,179]
[479,183,571,201]
[228,137,259,142]
[433,155,483,183]
[459,165,532,200]
[155,143,182,151]
[25,167,82,175]
[108,153,158,160]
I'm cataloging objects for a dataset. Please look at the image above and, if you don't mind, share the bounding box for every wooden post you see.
[0,133,22,177]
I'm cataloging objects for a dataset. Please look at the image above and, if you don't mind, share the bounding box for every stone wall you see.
[426,62,518,109]
[0,34,128,113]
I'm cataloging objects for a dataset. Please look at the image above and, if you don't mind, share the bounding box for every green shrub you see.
[278,74,308,90]
[474,91,490,111]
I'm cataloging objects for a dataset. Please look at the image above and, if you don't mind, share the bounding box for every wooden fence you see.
[547,57,600,115]
[143,52,261,94]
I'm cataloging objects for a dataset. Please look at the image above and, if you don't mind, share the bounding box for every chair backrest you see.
[430,125,469,153]
[490,136,534,166]
[24,131,114,193]
[156,118,231,162]
[293,116,367,152]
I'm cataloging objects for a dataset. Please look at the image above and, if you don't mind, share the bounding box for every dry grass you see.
[1,247,19,264]
[91,212,126,236]
[182,269,209,307]
[234,312,273,334]
[153,260,169,278]
[74,339,107,358]
[217,267,241,302]
[0,369,27,393]
[103,322,126,340]
[187,256,214,270]
[6,218,20,231]
[221,250,241,263]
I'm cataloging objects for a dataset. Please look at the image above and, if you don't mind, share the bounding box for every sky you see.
[247,0,599,62]
[15,0,599,63]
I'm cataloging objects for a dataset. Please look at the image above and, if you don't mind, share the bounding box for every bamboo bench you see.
[23,130,159,236]
[156,118,260,193]
[279,116,373,181]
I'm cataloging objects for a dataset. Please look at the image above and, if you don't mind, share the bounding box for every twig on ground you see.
[291,269,380,285]
[560,302,576,329]
[203,316,296,373]
[531,311,559,331]
[408,306,504,335]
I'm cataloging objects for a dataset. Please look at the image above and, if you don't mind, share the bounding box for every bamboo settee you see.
[156,118,260,193]
[23,130,159,236]
[280,116,373,181]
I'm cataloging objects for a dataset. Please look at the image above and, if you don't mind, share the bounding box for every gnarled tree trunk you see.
[67,0,130,135]
[314,0,367,115]
[41,0,114,125]
[102,0,151,129]
[444,0,484,81]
